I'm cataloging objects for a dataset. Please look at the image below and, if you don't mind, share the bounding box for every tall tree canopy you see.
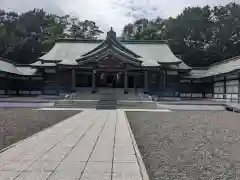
[0,9,103,64]
[122,3,240,67]
[1,3,240,67]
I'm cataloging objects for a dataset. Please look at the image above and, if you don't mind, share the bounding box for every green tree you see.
[68,19,103,39]
[165,5,215,66]
[122,3,240,67]
[0,9,103,64]
[122,17,165,40]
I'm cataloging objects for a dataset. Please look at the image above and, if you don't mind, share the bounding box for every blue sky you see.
[1,0,238,36]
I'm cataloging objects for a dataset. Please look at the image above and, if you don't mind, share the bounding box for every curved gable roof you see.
[0,58,21,75]
[123,43,181,64]
[205,55,240,76]
[0,58,37,76]
[39,29,183,67]
[40,41,99,62]
[39,41,183,66]
[188,56,240,78]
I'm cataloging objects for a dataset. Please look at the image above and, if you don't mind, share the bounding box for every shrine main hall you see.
[0,28,240,101]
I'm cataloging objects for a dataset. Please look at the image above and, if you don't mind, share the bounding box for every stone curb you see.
[123,110,150,180]
[0,102,55,108]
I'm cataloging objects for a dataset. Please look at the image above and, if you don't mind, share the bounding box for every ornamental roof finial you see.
[107,27,116,38]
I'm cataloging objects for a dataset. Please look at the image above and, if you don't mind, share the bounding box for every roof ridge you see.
[120,40,168,44]
[209,55,240,67]
[55,38,168,44]
[56,38,103,43]
[81,37,141,58]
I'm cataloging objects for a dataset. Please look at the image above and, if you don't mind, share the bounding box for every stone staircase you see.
[96,94,117,110]
[55,101,98,108]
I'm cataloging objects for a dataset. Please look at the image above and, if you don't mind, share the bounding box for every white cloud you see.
[1,0,238,36]
[1,0,64,15]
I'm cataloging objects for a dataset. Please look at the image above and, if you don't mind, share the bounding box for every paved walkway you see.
[0,110,147,180]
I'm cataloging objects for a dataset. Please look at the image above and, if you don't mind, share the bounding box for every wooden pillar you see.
[41,69,45,95]
[124,70,128,94]
[176,72,181,97]
[223,77,226,99]
[202,82,206,98]
[92,69,96,93]
[28,76,32,95]
[71,69,76,91]
[212,77,214,99]
[16,78,20,95]
[144,70,148,94]
[160,72,163,88]
[5,74,8,95]
[190,79,193,98]
[156,67,160,89]
[165,69,168,88]
[163,69,166,88]
[238,73,240,103]
[56,67,60,96]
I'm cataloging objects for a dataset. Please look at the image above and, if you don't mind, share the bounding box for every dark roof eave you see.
[158,61,181,65]
[58,64,79,68]
[142,66,160,69]
[31,65,57,68]
[171,68,191,72]
[40,59,62,63]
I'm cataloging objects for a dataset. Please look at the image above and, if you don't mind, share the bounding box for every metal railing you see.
[64,92,76,100]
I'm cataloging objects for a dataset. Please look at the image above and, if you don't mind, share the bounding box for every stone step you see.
[97,102,116,105]
[96,96,117,109]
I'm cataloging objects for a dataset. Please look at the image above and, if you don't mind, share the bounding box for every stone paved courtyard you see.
[0,110,146,180]
[127,111,240,180]
[1,98,240,180]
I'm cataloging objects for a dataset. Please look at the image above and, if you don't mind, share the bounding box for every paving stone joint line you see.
[123,110,150,180]
[110,111,118,180]
[0,110,147,180]
[13,111,99,179]
[45,111,103,179]
[78,111,111,180]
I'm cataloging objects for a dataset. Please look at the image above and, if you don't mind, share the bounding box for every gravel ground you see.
[126,111,240,180]
[156,104,225,111]
[0,109,80,151]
